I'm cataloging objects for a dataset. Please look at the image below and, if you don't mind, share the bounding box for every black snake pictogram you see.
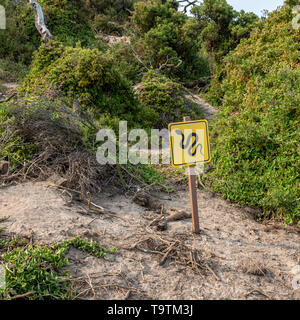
[175,130,204,157]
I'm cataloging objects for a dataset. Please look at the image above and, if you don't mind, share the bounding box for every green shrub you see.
[0,58,29,82]
[0,236,116,300]
[90,0,134,35]
[108,41,146,84]
[0,244,72,300]
[36,0,97,47]
[205,5,300,225]
[0,106,36,170]
[0,0,108,65]
[0,0,40,64]
[136,70,204,128]
[132,0,210,81]
[21,41,154,128]
[191,0,262,66]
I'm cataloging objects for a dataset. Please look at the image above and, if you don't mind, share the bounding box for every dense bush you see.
[107,41,145,84]
[132,0,210,81]
[21,41,156,128]
[205,5,300,225]
[136,70,203,128]
[34,0,134,43]
[0,58,29,82]
[89,0,134,35]
[0,104,36,170]
[191,0,262,65]
[0,0,40,64]
[36,0,95,46]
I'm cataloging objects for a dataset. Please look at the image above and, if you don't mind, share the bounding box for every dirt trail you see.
[0,82,19,102]
[184,92,218,120]
[0,182,299,300]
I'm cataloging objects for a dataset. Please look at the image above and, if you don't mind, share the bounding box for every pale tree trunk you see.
[28,0,54,42]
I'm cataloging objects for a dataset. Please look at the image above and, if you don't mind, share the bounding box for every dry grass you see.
[239,257,269,276]
[129,234,218,280]
[0,97,111,195]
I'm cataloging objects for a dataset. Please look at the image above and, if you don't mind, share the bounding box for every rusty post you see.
[183,116,200,234]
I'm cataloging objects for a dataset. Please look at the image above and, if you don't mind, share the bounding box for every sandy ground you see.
[0,181,299,300]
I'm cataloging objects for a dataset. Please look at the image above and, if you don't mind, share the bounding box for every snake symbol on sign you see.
[175,130,204,157]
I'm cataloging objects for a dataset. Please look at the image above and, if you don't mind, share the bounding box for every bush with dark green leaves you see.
[132,0,210,81]
[191,0,262,66]
[205,4,300,225]
[89,0,135,35]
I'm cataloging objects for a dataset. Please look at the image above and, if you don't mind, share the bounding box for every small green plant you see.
[61,236,116,260]
[0,216,9,223]
[0,236,116,300]
[0,244,72,300]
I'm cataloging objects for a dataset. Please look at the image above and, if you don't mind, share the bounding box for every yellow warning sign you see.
[168,120,211,167]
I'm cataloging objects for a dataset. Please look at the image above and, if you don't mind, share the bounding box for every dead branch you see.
[28,0,54,42]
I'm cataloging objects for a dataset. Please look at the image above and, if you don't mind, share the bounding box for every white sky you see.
[226,0,284,16]
[181,0,285,17]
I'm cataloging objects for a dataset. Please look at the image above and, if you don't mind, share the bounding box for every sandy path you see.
[0,82,19,102]
[0,182,299,300]
[184,92,218,120]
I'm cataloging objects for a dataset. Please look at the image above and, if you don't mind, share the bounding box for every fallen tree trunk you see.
[28,0,54,42]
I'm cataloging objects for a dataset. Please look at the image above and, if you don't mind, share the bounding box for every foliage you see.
[107,41,145,84]
[0,0,109,65]
[205,5,300,225]
[132,0,210,81]
[191,0,262,65]
[0,58,29,83]
[0,96,110,194]
[0,236,116,300]
[88,0,135,35]
[21,41,154,128]
[136,70,204,128]
[0,0,40,64]
[0,244,72,300]
[36,0,97,47]
[62,236,116,260]
[0,106,37,170]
